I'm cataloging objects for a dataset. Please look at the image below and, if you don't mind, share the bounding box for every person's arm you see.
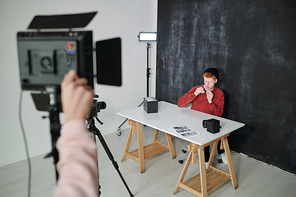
[54,119,98,197]
[177,86,204,107]
[54,70,98,197]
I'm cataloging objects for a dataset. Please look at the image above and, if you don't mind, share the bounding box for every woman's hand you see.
[61,70,94,123]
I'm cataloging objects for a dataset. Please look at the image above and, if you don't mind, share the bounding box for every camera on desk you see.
[202,119,221,134]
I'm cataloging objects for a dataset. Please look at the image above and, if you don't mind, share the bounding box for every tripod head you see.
[87,94,106,125]
[90,95,106,118]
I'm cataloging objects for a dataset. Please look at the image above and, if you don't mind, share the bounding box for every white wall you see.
[0,0,157,167]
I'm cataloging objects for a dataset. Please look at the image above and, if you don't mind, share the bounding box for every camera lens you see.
[202,120,207,128]
[98,101,106,110]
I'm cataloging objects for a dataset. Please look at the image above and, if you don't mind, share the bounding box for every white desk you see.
[118,101,245,196]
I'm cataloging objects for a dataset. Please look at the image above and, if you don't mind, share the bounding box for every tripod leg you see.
[94,127,134,197]
[91,133,101,197]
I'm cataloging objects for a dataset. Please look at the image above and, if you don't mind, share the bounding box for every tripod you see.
[87,115,134,197]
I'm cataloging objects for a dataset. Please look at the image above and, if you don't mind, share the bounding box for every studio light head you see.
[18,30,94,91]
[17,12,122,113]
[138,32,157,42]
[17,12,122,94]
[17,12,97,92]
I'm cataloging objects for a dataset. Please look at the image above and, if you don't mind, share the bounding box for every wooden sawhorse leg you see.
[173,145,193,195]
[222,136,238,189]
[173,135,238,196]
[121,120,176,173]
[173,143,208,196]
[121,120,145,173]
[154,129,176,159]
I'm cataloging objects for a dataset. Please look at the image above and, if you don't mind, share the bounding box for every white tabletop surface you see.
[117,101,245,146]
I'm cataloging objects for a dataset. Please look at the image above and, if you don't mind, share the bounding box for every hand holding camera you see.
[61,70,94,124]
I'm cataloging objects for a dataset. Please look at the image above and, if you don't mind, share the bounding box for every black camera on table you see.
[202,119,221,134]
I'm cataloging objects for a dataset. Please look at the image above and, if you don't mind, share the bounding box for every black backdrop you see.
[156,0,296,174]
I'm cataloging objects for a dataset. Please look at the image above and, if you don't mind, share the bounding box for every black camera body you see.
[90,100,106,117]
[89,95,107,118]
[202,119,220,134]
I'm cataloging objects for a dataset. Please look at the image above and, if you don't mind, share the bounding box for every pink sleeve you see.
[54,119,98,197]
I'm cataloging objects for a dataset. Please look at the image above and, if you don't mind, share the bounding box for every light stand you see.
[32,86,62,181]
[116,32,157,136]
[46,92,61,181]
[146,42,152,98]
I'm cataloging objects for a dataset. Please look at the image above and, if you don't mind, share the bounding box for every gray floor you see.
[1,126,296,197]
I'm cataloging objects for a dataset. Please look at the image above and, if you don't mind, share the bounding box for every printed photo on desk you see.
[170,126,200,138]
